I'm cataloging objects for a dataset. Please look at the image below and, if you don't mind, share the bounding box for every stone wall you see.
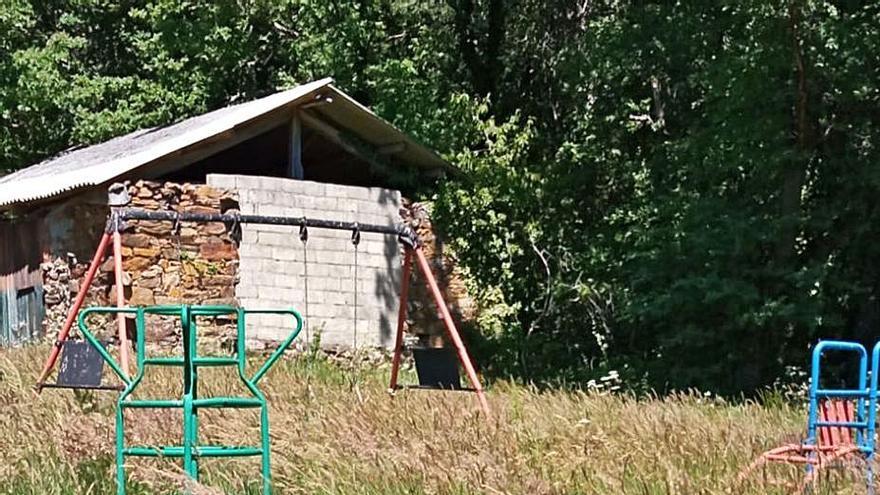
[400,199,475,347]
[206,174,401,349]
[41,181,239,347]
[40,193,108,342]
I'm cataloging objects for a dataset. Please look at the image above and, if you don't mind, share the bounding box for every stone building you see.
[0,78,460,350]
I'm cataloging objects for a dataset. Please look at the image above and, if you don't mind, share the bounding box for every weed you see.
[0,345,868,494]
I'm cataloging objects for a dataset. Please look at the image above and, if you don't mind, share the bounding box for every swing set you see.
[33,188,489,494]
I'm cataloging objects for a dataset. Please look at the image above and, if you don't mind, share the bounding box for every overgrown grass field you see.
[0,345,870,494]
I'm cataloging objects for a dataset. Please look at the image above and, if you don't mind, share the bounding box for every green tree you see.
[2,0,880,395]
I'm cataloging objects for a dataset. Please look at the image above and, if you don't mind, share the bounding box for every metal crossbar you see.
[77,305,303,495]
[114,208,417,245]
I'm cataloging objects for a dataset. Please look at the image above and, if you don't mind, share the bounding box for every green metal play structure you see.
[77,305,303,495]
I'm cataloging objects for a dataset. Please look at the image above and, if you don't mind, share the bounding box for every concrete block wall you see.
[206,174,402,349]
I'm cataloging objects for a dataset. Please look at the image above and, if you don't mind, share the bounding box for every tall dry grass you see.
[0,345,870,494]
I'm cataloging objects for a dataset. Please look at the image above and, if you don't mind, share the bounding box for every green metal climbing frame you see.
[76,304,303,495]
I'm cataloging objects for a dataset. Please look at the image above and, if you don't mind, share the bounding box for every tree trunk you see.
[776,0,816,265]
[450,0,506,98]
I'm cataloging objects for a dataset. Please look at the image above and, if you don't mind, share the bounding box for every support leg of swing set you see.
[388,249,412,393]
[111,229,131,376]
[35,224,133,391]
[389,245,491,417]
[35,231,112,391]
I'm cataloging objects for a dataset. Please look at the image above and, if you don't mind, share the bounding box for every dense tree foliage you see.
[2,1,879,394]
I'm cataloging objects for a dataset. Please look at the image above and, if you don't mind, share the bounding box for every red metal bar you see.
[35,232,112,391]
[388,248,413,393]
[412,246,490,416]
[112,230,131,377]
[764,454,818,464]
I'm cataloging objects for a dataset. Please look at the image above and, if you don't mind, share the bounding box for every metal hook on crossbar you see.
[299,217,308,243]
[351,222,361,247]
[106,209,126,234]
[227,211,241,237]
[172,211,182,236]
[397,225,419,249]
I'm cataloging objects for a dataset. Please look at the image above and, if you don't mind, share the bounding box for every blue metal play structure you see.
[806,342,873,484]
[740,340,880,492]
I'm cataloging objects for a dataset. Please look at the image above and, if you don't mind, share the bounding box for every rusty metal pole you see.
[108,183,132,377]
[111,228,131,377]
[412,246,490,416]
[35,231,112,391]
[388,248,413,393]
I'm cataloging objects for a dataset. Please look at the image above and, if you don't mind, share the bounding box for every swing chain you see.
[299,216,316,403]
[351,223,360,350]
[350,223,363,402]
[172,213,183,256]
[299,217,309,348]
[172,212,182,236]
[172,212,184,302]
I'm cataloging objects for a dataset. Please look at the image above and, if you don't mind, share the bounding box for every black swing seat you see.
[396,346,475,392]
[40,340,124,391]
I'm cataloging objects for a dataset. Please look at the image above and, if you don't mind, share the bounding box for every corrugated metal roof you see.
[0,78,450,208]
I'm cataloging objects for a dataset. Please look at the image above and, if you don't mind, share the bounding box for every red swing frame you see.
[388,247,490,414]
